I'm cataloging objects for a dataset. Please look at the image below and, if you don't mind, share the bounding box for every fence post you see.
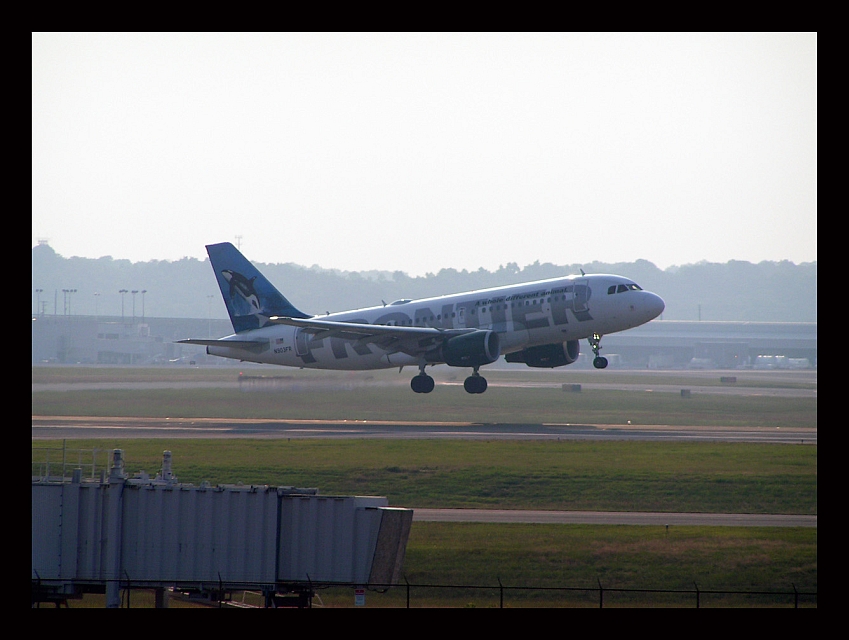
[405,576,410,609]
[33,570,40,608]
[598,578,603,609]
[498,578,503,609]
[694,582,700,608]
[793,583,798,609]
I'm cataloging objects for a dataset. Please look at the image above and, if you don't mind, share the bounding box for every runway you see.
[31,415,816,444]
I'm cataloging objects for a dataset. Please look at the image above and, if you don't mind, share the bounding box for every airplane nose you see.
[646,292,665,320]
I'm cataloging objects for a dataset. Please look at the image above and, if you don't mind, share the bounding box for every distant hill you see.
[31,244,817,323]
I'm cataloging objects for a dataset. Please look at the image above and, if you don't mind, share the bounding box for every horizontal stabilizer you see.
[177,338,266,350]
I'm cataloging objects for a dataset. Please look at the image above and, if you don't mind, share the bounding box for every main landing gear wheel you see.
[588,332,608,369]
[464,372,488,394]
[411,373,435,394]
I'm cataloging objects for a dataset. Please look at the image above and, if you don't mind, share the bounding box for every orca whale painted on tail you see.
[207,242,309,333]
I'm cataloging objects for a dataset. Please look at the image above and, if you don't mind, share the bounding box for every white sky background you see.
[32,33,817,275]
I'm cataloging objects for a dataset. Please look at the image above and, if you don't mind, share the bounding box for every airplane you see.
[178,243,665,394]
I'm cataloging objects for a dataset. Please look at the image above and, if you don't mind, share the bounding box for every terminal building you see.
[32,315,817,370]
[598,320,817,369]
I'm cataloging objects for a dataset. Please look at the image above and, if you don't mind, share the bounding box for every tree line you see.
[32,244,817,323]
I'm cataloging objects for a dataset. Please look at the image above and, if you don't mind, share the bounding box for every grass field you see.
[33,437,818,607]
[32,438,817,514]
[63,523,817,608]
[32,366,817,607]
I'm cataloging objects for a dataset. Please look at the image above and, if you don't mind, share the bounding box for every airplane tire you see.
[593,356,609,369]
[464,376,487,394]
[411,375,435,393]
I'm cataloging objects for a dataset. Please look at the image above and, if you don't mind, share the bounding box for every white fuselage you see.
[208,273,664,370]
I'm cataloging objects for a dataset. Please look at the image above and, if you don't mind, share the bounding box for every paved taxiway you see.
[31,415,816,444]
[413,509,816,527]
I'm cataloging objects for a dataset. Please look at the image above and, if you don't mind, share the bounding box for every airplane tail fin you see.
[206,242,310,333]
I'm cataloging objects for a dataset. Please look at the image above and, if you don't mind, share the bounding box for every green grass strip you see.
[32,439,817,515]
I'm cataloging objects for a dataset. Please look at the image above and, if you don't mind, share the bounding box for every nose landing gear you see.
[588,332,608,369]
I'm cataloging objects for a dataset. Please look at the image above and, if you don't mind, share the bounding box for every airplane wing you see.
[267,316,476,356]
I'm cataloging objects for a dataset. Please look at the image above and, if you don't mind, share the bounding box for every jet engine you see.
[504,340,580,368]
[428,330,501,367]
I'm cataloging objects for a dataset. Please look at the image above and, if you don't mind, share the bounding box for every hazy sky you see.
[32,33,816,275]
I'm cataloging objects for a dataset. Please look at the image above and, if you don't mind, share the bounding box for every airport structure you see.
[32,449,413,608]
[31,314,817,370]
[599,319,817,369]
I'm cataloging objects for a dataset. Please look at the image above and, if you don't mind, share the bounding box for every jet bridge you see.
[32,450,413,607]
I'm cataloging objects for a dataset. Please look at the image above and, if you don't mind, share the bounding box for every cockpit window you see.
[608,282,643,294]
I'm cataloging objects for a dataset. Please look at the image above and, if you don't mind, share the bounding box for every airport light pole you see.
[35,289,43,317]
[119,289,128,322]
[94,292,100,320]
[62,289,77,316]
[131,290,138,323]
[141,290,147,323]
[207,294,214,338]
